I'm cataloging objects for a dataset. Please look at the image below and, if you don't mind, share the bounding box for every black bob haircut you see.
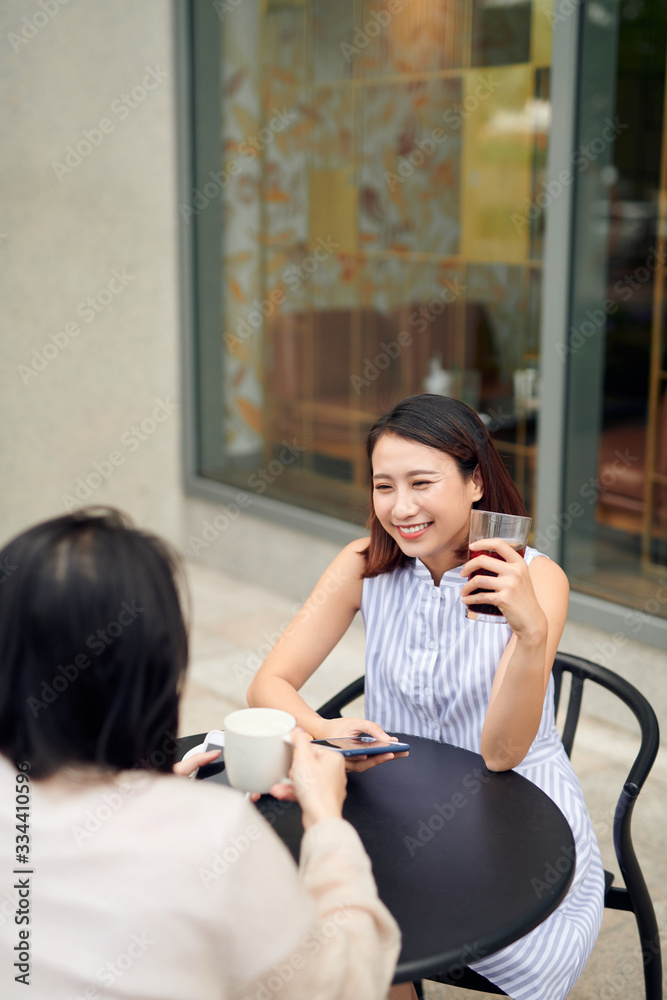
[0,508,188,778]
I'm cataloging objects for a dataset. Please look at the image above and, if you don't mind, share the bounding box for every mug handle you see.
[279,732,295,785]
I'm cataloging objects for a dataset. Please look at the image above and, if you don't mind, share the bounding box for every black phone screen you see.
[194,743,227,782]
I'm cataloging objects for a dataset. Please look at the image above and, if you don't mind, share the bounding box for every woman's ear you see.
[471,465,484,502]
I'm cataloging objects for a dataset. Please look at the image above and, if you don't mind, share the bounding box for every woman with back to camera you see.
[0,508,400,1000]
[249,393,606,1000]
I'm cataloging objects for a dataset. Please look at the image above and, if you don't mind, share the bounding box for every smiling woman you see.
[363,393,526,580]
[370,436,483,583]
[248,394,606,1000]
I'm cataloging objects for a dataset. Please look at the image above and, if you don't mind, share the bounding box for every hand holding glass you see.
[466,510,532,624]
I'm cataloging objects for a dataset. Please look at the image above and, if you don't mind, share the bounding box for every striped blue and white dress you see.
[361,547,605,1000]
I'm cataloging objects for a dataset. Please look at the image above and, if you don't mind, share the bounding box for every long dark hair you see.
[363,394,527,577]
[0,508,188,778]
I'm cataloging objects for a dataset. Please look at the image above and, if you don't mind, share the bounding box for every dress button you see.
[423,686,432,699]
[430,722,440,733]
[429,640,437,650]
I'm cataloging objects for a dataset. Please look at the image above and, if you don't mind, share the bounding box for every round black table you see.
[177,732,574,984]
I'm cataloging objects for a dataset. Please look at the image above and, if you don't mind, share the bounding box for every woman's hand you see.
[172,748,221,778]
[312,716,409,772]
[461,538,548,643]
[270,728,347,829]
[313,716,396,743]
[468,548,569,771]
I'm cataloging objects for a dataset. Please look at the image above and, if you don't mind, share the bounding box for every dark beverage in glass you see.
[468,541,527,617]
[466,510,532,623]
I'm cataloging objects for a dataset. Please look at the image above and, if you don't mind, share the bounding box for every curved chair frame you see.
[317,652,662,1000]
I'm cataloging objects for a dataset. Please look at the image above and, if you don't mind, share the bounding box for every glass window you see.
[562,0,667,618]
[189,0,552,526]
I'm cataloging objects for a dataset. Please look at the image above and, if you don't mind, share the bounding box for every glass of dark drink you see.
[465,509,532,623]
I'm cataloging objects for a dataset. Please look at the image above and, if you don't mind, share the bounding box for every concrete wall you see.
[0,0,182,547]
[184,494,362,603]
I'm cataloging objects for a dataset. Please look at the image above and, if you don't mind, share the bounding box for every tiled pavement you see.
[179,560,667,1000]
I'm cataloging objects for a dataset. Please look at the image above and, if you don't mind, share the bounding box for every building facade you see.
[2,0,666,682]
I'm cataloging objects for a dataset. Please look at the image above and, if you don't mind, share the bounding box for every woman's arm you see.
[247,540,394,744]
[220,732,401,1000]
[461,542,569,771]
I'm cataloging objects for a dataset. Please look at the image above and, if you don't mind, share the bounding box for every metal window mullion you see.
[535,4,582,562]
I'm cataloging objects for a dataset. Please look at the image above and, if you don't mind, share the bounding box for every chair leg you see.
[625,878,663,1000]
[640,927,662,1000]
[413,982,424,1000]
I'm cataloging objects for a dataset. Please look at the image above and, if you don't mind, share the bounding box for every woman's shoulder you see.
[331,537,370,585]
[119,772,273,865]
[342,536,370,561]
[73,767,252,844]
[142,769,247,816]
[2,762,255,862]
[525,545,569,593]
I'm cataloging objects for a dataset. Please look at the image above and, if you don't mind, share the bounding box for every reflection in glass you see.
[198,0,551,526]
[563,0,667,616]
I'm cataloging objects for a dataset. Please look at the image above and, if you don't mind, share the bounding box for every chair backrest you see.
[552,652,659,790]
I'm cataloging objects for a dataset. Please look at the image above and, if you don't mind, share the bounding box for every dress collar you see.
[410,558,465,588]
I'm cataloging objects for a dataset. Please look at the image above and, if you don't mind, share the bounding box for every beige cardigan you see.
[0,755,400,999]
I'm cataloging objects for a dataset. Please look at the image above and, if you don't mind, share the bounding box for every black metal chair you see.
[317,652,662,1000]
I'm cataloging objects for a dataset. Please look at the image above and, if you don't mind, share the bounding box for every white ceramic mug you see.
[223,708,295,793]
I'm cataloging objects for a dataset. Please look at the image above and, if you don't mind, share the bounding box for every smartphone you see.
[194,730,227,782]
[310,736,410,757]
